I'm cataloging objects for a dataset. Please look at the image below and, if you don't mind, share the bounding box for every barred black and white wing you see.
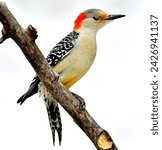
[47,31,80,66]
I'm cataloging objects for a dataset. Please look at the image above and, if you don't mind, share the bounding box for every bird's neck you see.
[74,27,98,38]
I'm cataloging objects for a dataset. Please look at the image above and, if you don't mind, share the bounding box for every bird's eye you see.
[93,16,99,21]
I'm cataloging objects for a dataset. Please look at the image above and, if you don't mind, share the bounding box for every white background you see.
[0,0,161,150]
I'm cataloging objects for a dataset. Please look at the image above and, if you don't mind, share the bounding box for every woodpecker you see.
[17,9,125,146]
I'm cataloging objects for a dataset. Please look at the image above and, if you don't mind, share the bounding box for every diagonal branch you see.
[0,2,118,150]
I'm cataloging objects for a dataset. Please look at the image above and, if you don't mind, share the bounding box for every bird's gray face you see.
[74,9,125,32]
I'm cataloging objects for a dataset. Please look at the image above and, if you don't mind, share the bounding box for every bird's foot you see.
[71,92,86,110]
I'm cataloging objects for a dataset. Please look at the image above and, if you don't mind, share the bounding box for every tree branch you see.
[0,2,118,150]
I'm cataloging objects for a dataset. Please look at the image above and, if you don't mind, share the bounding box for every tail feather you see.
[18,76,62,145]
[17,76,40,104]
[46,100,62,145]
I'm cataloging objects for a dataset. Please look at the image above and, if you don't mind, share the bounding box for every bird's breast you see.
[53,32,97,88]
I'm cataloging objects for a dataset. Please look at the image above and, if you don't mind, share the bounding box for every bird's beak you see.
[105,14,125,20]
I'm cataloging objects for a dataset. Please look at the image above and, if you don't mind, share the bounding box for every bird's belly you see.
[53,44,96,88]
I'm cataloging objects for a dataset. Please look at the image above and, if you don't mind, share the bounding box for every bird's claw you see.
[71,92,86,110]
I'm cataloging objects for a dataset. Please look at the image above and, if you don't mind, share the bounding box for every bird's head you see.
[73,9,125,32]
